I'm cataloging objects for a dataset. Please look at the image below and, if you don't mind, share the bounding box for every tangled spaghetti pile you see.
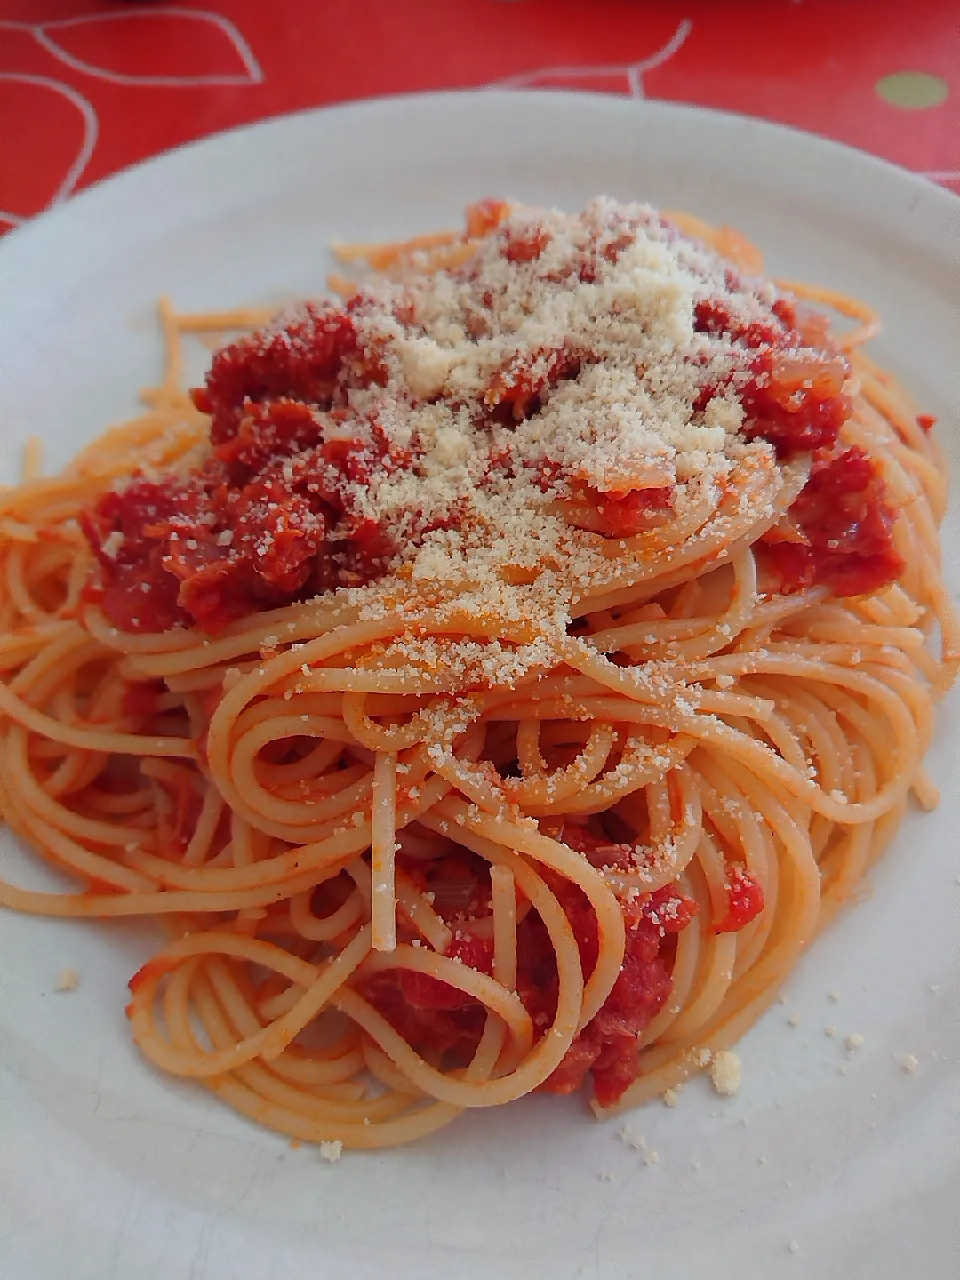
[1,199,956,1149]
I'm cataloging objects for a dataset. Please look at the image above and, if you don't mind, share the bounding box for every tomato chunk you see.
[715,867,765,933]
[761,447,903,597]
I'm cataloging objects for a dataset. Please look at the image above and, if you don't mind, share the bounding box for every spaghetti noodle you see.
[1,199,956,1149]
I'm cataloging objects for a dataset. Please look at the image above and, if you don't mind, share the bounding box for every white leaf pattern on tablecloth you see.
[34,6,264,87]
[0,72,98,219]
[491,19,691,98]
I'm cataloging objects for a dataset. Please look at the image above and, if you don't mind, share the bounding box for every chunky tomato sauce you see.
[361,842,699,1106]
[694,294,850,456]
[714,866,765,934]
[81,305,409,632]
[83,214,902,632]
[759,446,903,596]
[692,290,902,598]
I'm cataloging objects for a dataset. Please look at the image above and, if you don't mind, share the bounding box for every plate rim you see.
[1,89,958,271]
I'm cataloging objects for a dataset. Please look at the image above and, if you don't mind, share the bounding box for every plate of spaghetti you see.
[1,94,958,1280]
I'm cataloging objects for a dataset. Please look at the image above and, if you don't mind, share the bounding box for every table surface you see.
[0,0,957,235]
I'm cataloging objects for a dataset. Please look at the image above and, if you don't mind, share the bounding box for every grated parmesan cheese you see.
[618,1124,646,1151]
[101,531,125,560]
[205,198,808,674]
[708,1049,741,1096]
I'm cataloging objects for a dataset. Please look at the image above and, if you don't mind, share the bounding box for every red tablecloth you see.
[1,0,957,235]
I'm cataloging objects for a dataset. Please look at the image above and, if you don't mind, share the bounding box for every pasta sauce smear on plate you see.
[1,199,956,1148]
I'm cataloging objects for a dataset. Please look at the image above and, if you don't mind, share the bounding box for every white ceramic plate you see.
[1,93,958,1280]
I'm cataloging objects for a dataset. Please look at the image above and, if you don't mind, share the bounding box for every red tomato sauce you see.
[81,230,902,634]
[714,866,765,934]
[759,446,903,597]
[362,844,699,1106]
[693,295,850,456]
[692,292,901,596]
[82,306,406,633]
